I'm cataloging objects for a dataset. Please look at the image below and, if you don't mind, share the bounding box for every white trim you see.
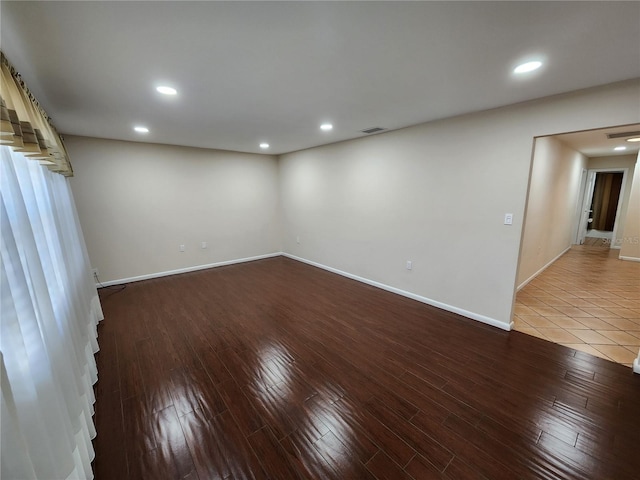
[619,255,640,263]
[576,169,597,245]
[633,356,640,375]
[517,246,571,291]
[282,253,512,331]
[96,252,282,287]
[572,168,588,245]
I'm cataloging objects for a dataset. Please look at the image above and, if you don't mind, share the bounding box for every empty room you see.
[1,2,639,480]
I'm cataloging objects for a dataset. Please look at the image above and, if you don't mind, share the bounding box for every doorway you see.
[590,172,623,232]
[576,168,628,248]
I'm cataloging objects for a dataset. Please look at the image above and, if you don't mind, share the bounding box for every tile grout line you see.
[514,246,639,368]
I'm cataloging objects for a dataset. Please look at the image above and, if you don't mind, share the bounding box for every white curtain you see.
[1,146,103,479]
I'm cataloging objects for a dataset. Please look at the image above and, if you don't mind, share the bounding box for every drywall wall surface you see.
[586,154,637,248]
[517,137,587,287]
[279,80,640,327]
[67,136,281,283]
[620,152,640,260]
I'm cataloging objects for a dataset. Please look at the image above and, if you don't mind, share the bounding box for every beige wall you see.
[517,137,587,288]
[66,136,281,283]
[586,154,637,248]
[279,80,640,328]
[620,152,640,261]
[66,80,640,329]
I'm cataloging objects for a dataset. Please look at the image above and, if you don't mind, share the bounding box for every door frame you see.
[576,167,629,248]
[572,168,588,245]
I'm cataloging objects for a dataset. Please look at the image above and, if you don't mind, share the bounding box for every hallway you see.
[514,245,640,368]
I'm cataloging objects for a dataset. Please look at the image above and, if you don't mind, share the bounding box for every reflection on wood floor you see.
[582,236,610,247]
[93,256,640,479]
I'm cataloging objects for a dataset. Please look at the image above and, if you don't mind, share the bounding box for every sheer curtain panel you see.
[1,145,103,479]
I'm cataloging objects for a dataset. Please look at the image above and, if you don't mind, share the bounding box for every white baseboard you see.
[99,251,513,332]
[634,357,640,375]
[619,255,640,263]
[517,246,571,291]
[282,253,512,331]
[96,252,282,287]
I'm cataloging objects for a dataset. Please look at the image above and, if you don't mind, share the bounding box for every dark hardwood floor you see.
[92,257,640,480]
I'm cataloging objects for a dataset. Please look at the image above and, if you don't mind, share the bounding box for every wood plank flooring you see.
[92,257,640,480]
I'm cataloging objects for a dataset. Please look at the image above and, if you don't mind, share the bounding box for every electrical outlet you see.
[504,213,513,225]
[406,260,412,270]
[179,244,185,252]
[201,241,207,249]
[92,268,99,279]
[296,235,300,244]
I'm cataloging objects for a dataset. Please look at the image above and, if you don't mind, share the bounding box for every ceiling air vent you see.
[361,127,386,134]
[606,131,640,139]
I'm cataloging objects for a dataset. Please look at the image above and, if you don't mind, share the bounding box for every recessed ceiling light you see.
[134,126,149,133]
[320,123,333,131]
[260,143,269,149]
[513,61,543,74]
[156,86,177,95]
[626,137,640,142]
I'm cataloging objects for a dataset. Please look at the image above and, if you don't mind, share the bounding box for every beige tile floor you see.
[514,245,640,368]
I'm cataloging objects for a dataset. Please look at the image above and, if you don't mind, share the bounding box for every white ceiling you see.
[553,124,640,158]
[1,1,639,155]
